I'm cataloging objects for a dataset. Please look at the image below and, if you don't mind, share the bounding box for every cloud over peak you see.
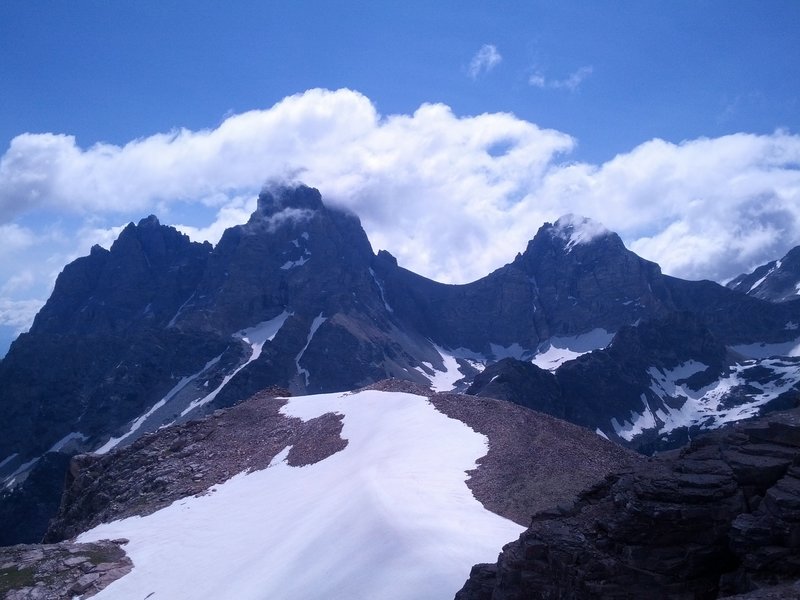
[1,88,800,341]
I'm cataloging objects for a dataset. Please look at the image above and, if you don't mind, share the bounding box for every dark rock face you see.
[0,216,219,462]
[455,408,800,599]
[728,245,800,304]
[467,358,564,419]
[0,453,71,547]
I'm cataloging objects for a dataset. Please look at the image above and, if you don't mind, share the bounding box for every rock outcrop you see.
[0,539,131,599]
[456,408,800,599]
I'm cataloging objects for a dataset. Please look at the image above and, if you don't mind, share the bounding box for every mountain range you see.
[1,184,799,598]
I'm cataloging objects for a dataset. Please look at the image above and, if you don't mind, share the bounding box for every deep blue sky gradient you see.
[2,1,798,163]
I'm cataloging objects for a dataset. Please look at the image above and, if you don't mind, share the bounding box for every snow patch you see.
[416,345,464,392]
[179,311,291,418]
[612,394,658,442]
[280,255,310,270]
[98,355,223,454]
[531,328,614,371]
[166,292,196,328]
[3,456,39,489]
[369,267,394,313]
[78,390,524,600]
[296,313,327,386]
[0,454,17,471]
[47,432,87,453]
[645,358,800,437]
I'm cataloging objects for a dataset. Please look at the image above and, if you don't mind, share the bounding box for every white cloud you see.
[529,66,593,91]
[0,297,44,331]
[175,195,257,245]
[0,271,36,296]
[0,223,36,251]
[0,88,800,338]
[468,44,502,79]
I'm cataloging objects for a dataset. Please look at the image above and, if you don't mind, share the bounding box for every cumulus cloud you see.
[468,44,502,79]
[175,195,256,245]
[529,66,593,91]
[1,88,800,340]
[0,298,44,331]
[0,88,574,284]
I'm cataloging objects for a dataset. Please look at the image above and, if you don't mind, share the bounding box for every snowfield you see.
[77,390,524,600]
[531,328,614,371]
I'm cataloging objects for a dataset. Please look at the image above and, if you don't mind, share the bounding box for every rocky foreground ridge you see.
[456,407,800,599]
[1,383,638,599]
[3,387,800,598]
[0,539,131,599]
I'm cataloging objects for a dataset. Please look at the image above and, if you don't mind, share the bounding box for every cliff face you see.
[456,408,800,599]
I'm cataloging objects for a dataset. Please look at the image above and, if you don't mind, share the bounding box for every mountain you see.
[2,184,800,546]
[33,384,637,600]
[467,311,800,452]
[728,245,800,303]
[457,406,800,599]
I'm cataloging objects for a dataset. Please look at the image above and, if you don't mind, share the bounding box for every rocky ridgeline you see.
[728,246,800,303]
[44,382,640,545]
[44,387,351,542]
[0,539,131,599]
[456,408,800,599]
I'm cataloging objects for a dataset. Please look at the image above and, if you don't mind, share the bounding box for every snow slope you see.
[78,390,524,600]
[531,328,614,371]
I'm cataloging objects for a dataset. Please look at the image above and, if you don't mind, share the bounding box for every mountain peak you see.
[549,214,611,251]
[137,214,161,228]
[255,184,323,216]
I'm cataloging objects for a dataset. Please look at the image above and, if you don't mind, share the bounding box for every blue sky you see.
[3,1,798,161]
[1,1,800,356]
